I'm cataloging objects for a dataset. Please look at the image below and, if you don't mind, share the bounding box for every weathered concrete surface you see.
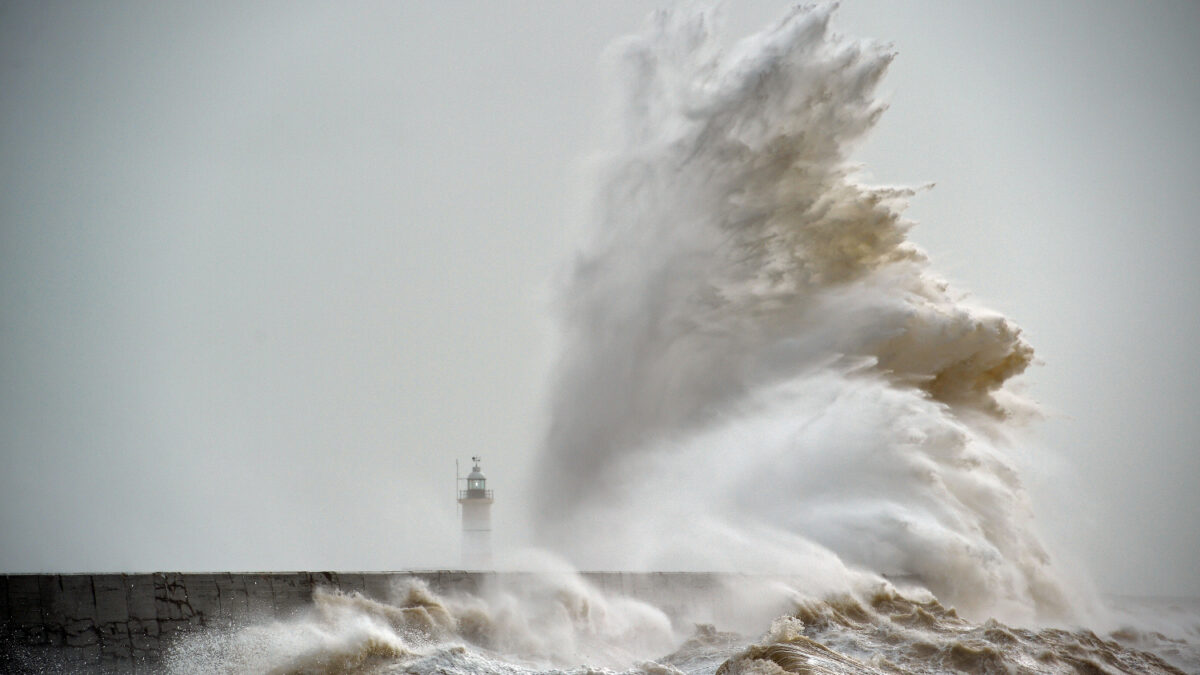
[0,571,739,673]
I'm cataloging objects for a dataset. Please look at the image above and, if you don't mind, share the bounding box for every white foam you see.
[532,4,1085,625]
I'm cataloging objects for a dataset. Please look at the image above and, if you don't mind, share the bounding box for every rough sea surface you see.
[163,575,1199,674]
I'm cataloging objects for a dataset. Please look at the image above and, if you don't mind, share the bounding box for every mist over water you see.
[533,5,1072,624]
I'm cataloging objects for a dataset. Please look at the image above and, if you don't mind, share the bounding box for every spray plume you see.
[533,5,1076,624]
[152,7,1200,674]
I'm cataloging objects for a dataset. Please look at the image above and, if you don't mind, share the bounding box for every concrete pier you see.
[0,571,742,672]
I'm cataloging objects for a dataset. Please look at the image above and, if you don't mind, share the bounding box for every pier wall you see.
[0,571,746,672]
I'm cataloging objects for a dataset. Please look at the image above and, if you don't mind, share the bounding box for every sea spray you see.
[163,572,679,674]
[533,4,1077,624]
[159,573,1192,674]
[157,5,1200,674]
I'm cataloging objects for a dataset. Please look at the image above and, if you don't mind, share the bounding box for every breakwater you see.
[0,571,740,673]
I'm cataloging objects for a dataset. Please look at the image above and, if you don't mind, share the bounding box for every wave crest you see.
[534,4,1071,624]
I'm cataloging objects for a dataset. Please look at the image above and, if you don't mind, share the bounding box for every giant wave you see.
[162,6,1200,674]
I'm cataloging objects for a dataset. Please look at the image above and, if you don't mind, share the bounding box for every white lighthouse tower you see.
[457,456,493,569]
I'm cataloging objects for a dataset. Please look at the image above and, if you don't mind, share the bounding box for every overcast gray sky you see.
[1,1,1197,597]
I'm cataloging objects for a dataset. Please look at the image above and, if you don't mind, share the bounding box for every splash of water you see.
[157,7,1200,673]
[532,5,1077,624]
[163,572,680,674]
[159,573,1196,675]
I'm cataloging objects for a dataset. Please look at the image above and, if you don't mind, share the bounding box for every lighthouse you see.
[457,456,493,569]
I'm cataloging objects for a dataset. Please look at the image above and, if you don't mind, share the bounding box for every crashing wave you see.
[533,4,1072,624]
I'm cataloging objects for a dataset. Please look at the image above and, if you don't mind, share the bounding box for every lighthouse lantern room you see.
[457,456,493,569]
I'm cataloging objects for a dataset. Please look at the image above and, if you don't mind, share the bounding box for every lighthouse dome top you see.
[466,456,487,485]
